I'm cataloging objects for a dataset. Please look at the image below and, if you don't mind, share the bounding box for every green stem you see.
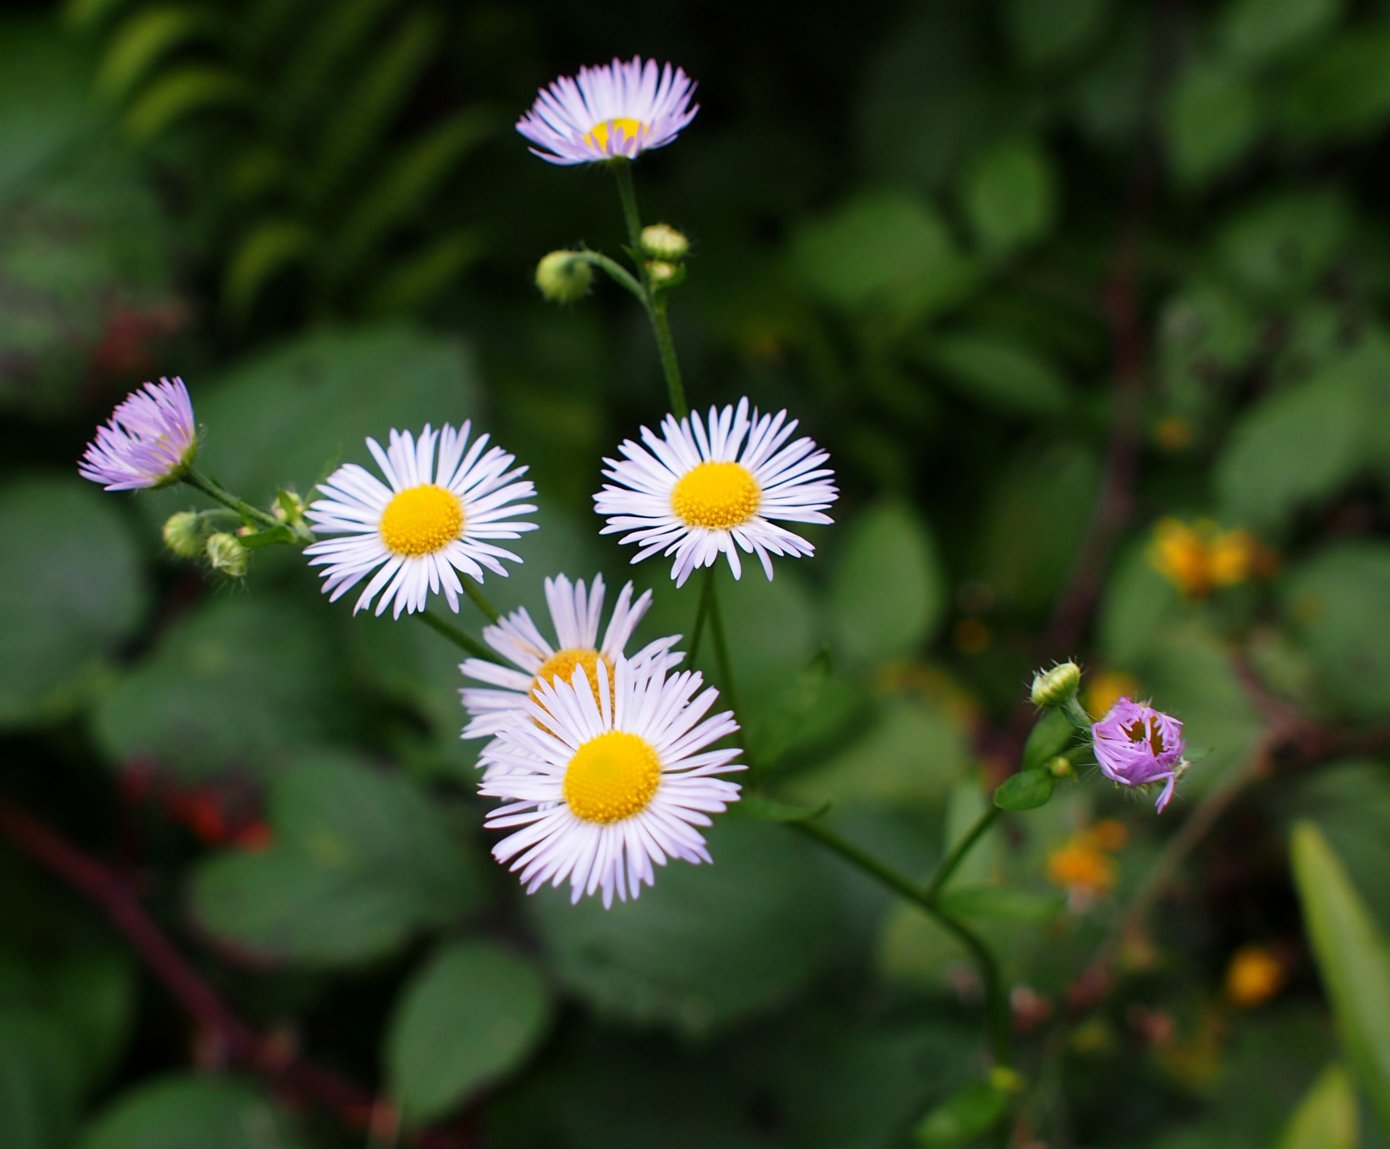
[577,250,647,307]
[793,817,1012,1066]
[182,469,280,531]
[610,160,688,418]
[922,804,1003,905]
[416,610,499,663]
[462,580,500,624]
[702,569,742,728]
[688,567,714,664]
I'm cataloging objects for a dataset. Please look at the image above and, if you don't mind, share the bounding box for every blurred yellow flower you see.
[1084,669,1140,721]
[1047,820,1130,909]
[1224,945,1286,1008]
[1148,517,1275,599]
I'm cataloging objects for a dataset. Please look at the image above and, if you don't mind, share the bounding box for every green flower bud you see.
[535,251,592,303]
[206,532,248,579]
[1030,661,1082,708]
[645,260,685,288]
[274,489,306,525]
[1046,755,1075,779]
[640,223,689,261]
[161,511,204,559]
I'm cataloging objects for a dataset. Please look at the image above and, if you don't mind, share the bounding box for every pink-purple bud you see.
[1090,697,1185,814]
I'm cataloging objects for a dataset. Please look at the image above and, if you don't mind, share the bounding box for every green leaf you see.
[1022,709,1077,770]
[1281,25,1390,143]
[993,768,1055,811]
[363,228,487,316]
[1276,1063,1358,1149]
[0,476,148,727]
[1000,0,1111,68]
[916,1076,1015,1145]
[936,885,1064,924]
[528,818,838,1038]
[94,6,224,102]
[920,330,1072,416]
[1290,822,1390,1140]
[1215,188,1350,301]
[191,750,486,965]
[221,218,313,322]
[1280,543,1390,722]
[78,1076,309,1149]
[961,137,1058,254]
[92,595,339,781]
[1216,371,1362,533]
[1163,61,1262,188]
[1220,0,1342,65]
[386,939,552,1127]
[0,1010,82,1149]
[830,499,944,665]
[789,191,975,321]
[121,66,252,142]
[748,648,836,770]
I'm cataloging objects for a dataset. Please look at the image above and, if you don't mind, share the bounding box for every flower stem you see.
[922,804,1003,905]
[183,469,281,531]
[689,567,714,663]
[576,250,646,306]
[611,159,688,419]
[416,610,499,662]
[701,569,742,734]
[793,816,1012,1067]
[461,580,500,624]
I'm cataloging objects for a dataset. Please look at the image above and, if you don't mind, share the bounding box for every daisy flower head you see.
[304,423,537,620]
[460,573,683,742]
[481,657,743,907]
[1091,697,1186,814]
[517,56,698,166]
[595,398,838,587]
[79,376,197,491]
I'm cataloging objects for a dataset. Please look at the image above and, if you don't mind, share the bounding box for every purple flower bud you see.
[1090,697,1185,814]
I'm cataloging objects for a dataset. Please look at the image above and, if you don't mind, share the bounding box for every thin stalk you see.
[688,567,715,663]
[793,817,1012,1066]
[703,570,742,725]
[611,160,688,418]
[183,469,281,530]
[461,580,500,624]
[922,804,1003,905]
[416,611,498,663]
[577,250,647,306]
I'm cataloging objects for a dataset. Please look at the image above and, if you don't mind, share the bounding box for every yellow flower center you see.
[670,461,761,530]
[379,484,463,557]
[586,117,647,151]
[563,730,661,824]
[530,649,613,708]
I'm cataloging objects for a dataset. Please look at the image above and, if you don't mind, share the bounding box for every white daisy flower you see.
[304,423,537,619]
[517,56,698,166]
[594,397,838,587]
[79,376,197,490]
[460,573,683,743]
[482,657,743,907]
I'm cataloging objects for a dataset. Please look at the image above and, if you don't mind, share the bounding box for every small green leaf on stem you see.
[993,767,1055,811]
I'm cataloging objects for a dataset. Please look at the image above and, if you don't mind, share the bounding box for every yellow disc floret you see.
[586,117,647,151]
[531,649,614,709]
[670,461,761,530]
[563,731,661,824]
[380,484,464,556]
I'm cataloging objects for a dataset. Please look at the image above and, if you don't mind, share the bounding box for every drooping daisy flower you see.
[1091,697,1186,814]
[79,376,197,490]
[482,657,742,907]
[595,398,838,587]
[517,56,698,166]
[304,423,537,619]
[460,573,683,742]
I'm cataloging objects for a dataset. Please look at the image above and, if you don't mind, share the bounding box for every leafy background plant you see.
[2,0,1390,1146]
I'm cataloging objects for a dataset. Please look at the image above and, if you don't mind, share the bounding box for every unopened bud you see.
[206,532,248,579]
[640,223,689,261]
[161,511,204,559]
[1047,755,1075,779]
[1031,661,1081,708]
[535,251,592,303]
[645,260,685,288]
[274,489,306,525]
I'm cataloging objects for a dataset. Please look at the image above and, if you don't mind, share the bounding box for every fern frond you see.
[362,228,486,318]
[122,66,253,142]
[223,217,314,322]
[95,6,226,103]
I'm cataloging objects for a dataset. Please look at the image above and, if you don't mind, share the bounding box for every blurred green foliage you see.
[3,0,1390,1145]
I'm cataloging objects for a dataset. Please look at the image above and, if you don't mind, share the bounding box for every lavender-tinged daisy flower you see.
[79,376,197,490]
[459,572,683,743]
[481,657,743,907]
[517,56,698,165]
[1091,697,1186,814]
[595,398,838,587]
[304,423,537,620]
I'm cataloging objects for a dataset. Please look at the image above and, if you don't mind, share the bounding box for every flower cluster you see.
[1148,517,1276,599]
